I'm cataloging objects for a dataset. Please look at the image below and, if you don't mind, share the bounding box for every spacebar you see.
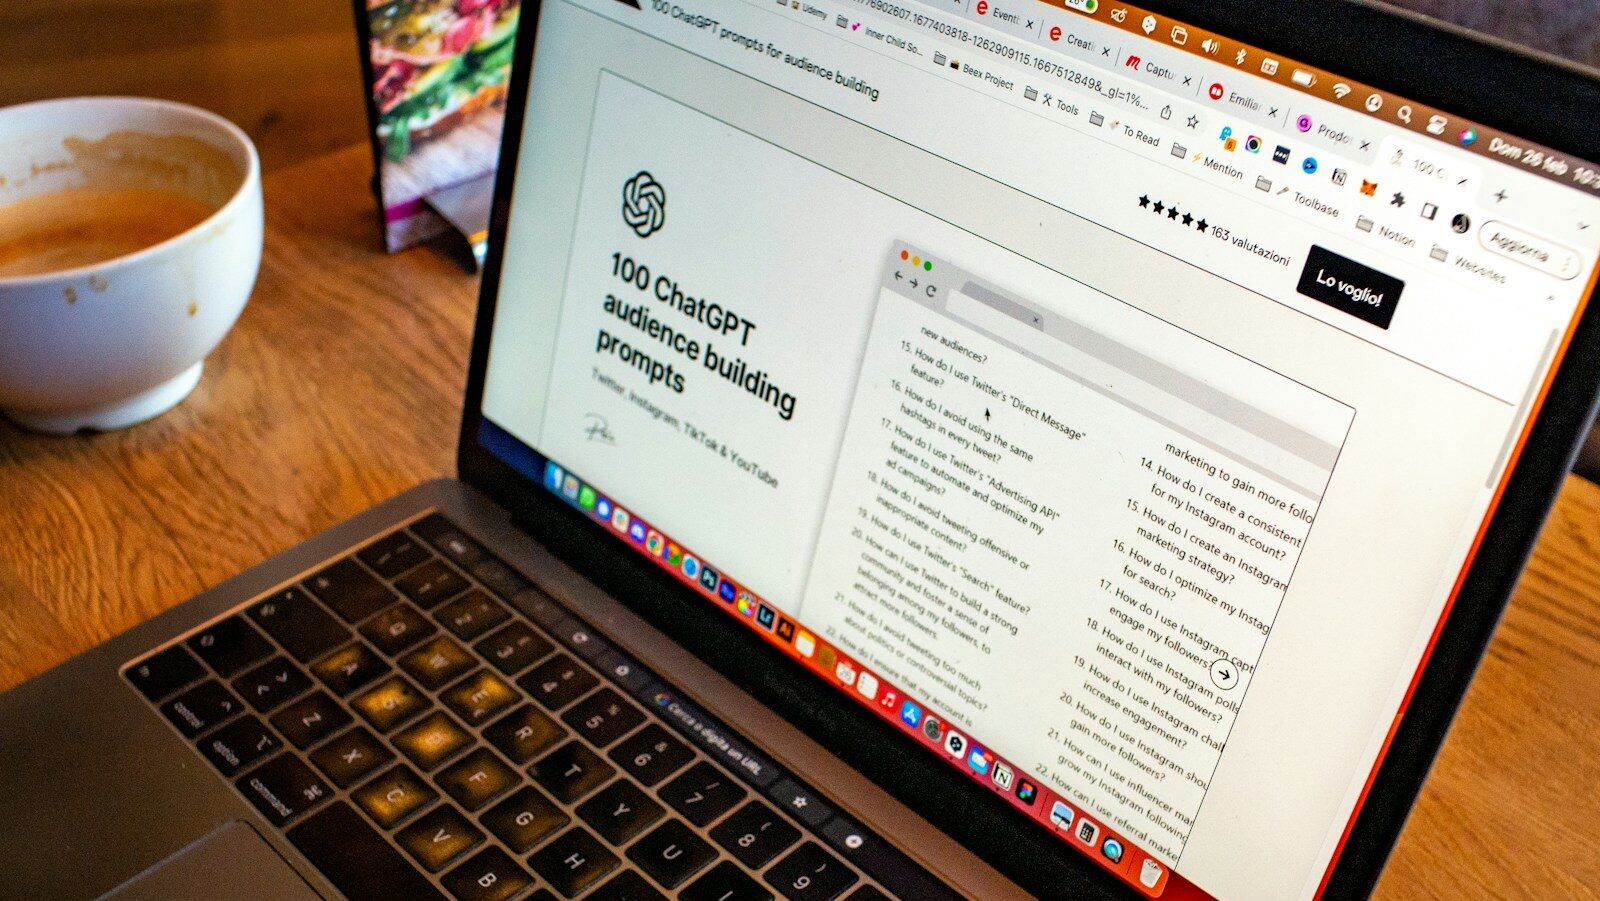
[286,801,445,901]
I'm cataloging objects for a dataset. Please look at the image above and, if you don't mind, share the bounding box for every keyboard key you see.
[712,801,800,869]
[553,618,608,661]
[517,653,598,711]
[186,616,273,677]
[765,842,858,901]
[232,656,313,713]
[289,802,445,901]
[436,748,518,811]
[529,827,618,898]
[507,588,562,631]
[311,642,390,696]
[576,779,663,845]
[199,714,280,776]
[360,602,437,655]
[392,712,473,771]
[590,870,668,901]
[475,621,553,676]
[350,676,428,732]
[358,531,431,578]
[595,651,654,694]
[561,688,644,748]
[610,725,694,787]
[842,887,890,901]
[395,558,469,609]
[531,741,615,804]
[434,590,509,642]
[483,704,565,764]
[236,753,331,827]
[353,764,437,828]
[469,558,530,600]
[310,726,394,788]
[482,786,568,853]
[629,818,717,889]
[769,780,831,828]
[270,690,352,749]
[127,645,205,701]
[248,587,347,663]
[160,680,242,738]
[441,670,518,725]
[399,635,476,691]
[443,847,534,901]
[412,516,488,566]
[685,861,774,901]
[660,761,747,827]
[397,804,484,872]
[305,558,394,623]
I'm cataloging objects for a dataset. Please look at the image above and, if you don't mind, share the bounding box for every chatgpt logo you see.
[622,170,666,238]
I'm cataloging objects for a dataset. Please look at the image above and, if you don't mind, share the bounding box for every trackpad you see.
[101,820,322,901]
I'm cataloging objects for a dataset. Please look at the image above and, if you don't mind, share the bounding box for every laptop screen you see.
[474,0,1600,896]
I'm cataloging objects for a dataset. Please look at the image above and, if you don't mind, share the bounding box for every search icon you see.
[1397,104,1413,124]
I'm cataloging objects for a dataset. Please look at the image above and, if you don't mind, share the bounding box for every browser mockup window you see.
[478,0,1600,896]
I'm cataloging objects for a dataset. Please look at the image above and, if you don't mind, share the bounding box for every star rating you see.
[1139,193,1210,233]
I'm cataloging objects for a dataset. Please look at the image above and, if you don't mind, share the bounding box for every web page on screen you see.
[478,0,1600,896]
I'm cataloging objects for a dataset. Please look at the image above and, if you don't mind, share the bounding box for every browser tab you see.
[1035,8,1112,63]
[963,0,1041,40]
[1115,45,1202,98]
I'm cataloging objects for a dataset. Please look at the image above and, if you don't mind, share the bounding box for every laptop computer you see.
[4,0,1598,898]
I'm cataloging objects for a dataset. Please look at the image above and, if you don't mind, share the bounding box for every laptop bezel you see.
[455,0,1600,896]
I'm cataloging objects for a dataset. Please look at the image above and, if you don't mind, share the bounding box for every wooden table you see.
[1,144,1597,898]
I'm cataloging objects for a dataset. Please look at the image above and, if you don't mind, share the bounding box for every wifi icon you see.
[1332,83,1352,99]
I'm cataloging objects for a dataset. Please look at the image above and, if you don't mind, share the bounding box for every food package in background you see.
[357,0,521,251]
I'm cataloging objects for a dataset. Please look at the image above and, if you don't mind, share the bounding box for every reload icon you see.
[622,170,666,237]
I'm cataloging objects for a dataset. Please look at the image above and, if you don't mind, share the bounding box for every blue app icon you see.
[683,556,700,579]
[1101,837,1124,864]
[1302,156,1319,174]
[1049,801,1074,829]
[756,605,777,629]
[545,462,563,490]
[899,701,921,727]
[595,498,612,519]
[629,521,647,543]
[718,580,736,602]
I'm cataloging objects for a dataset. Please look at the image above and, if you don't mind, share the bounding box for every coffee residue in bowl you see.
[0,185,215,277]
[0,130,243,278]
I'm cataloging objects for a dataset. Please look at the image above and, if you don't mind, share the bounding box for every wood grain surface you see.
[2,145,1599,898]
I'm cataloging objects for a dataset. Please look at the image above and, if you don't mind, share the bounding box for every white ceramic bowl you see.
[0,97,262,433]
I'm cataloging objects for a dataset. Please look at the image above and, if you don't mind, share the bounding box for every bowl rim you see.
[0,95,261,288]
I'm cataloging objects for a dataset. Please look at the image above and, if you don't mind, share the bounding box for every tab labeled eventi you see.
[1295,245,1405,329]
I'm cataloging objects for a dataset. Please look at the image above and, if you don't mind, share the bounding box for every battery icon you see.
[1291,69,1316,87]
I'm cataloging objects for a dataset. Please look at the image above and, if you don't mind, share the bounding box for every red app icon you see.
[975,0,988,13]
[1209,82,1225,100]
[1049,25,1061,41]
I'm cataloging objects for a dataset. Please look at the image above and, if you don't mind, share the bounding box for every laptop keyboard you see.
[125,513,958,901]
